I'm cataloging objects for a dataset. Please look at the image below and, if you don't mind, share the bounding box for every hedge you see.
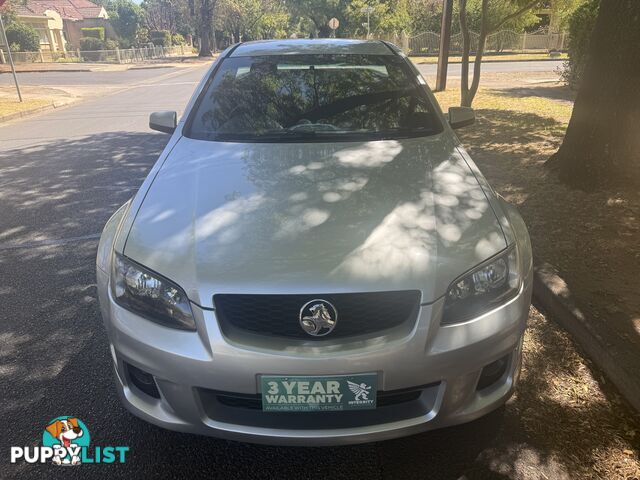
[81,27,105,40]
[561,0,599,89]
[149,30,171,47]
[79,36,104,51]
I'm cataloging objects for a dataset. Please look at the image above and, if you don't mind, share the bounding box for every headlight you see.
[111,253,196,330]
[442,246,520,325]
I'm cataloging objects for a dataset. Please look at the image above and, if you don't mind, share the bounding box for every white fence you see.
[0,45,194,64]
[371,28,568,56]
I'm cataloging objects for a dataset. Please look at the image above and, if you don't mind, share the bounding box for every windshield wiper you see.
[209,129,319,142]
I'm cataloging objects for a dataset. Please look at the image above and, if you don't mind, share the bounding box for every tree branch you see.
[491,0,541,32]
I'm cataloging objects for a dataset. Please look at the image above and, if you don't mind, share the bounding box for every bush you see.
[5,22,40,52]
[79,36,104,51]
[171,33,185,45]
[104,39,119,50]
[561,0,599,89]
[149,30,171,46]
[81,27,105,40]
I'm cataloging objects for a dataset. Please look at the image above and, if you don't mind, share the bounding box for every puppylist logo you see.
[10,416,129,466]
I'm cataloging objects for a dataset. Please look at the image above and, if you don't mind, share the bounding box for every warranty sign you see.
[261,374,377,412]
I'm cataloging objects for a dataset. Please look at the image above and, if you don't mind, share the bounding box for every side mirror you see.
[448,107,475,129]
[149,111,177,134]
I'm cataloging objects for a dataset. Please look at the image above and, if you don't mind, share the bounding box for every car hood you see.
[124,134,506,308]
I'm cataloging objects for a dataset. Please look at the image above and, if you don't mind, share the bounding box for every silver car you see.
[97,39,532,446]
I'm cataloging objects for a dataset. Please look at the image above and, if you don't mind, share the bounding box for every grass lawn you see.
[412,52,568,64]
[0,98,51,119]
[431,85,640,479]
[434,86,573,123]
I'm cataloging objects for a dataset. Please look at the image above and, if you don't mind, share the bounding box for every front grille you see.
[214,291,421,340]
[215,388,423,410]
[199,383,440,430]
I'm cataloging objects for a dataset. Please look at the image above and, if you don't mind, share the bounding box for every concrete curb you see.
[0,99,76,124]
[533,262,640,412]
[0,68,90,74]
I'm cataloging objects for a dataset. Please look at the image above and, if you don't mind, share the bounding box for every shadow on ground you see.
[459,108,640,377]
[491,86,576,102]
[0,131,166,247]
[458,108,640,477]
[0,126,638,479]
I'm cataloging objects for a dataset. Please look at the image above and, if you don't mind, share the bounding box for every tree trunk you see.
[459,0,488,107]
[198,0,214,57]
[458,0,471,106]
[549,0,640,188]
[466,0,489,106]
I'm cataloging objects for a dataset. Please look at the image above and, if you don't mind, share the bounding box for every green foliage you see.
[342,0,412,36]
[258,11,290,39]
[140,0,192,36]
[1,10,18,25]
[561,0,598,88]
[407,0,443,33]
[549,0,590,31]
[217,0,290,41]
[81,27,106,40]
[287,0,342,37]
[454,0,539,33]
[79,36,105,50]
[171,33,186,44]
[104,0,143,44]
[150,29,172,46]
[5,22,41,52]
[104,38,120,49]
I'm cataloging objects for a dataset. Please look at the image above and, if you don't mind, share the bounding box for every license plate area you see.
[260,374,378,412]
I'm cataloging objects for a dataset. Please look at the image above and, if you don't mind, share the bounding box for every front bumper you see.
[97,267,531,446]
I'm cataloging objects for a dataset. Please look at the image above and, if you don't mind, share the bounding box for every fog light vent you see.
[476,354,509,391]
[126,363,160,399]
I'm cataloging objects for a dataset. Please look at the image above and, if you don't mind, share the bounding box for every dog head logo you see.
[42,417,90,466]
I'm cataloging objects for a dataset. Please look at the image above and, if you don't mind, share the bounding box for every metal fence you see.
[0,45,194,64]
[371,28,568,56]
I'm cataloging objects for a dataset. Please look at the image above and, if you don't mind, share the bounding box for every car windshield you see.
[186,53,443,142]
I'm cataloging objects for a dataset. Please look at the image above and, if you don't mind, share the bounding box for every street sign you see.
[328,17,339,30]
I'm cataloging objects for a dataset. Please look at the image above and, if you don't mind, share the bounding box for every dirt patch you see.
[432,84,640,478]
[517,308,640,479]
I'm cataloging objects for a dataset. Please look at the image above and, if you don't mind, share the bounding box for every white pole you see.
[0,14,22,102]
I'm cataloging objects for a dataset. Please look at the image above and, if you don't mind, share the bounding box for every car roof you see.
[229,39,395,57]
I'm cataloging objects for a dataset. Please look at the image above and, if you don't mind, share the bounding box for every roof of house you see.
[11,0,107,21]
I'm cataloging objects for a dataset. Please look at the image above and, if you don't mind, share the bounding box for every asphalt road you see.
[416,59,563,77]
[0,63,565,480]
[0,60,563,87]
[0,65,201,86]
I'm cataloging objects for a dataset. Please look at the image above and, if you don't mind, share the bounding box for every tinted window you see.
[186,54,442,142]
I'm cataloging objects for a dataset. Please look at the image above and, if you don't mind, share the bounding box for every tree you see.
[342,0,412,37]
[142,0,185,34]
[196,0,218,55]
[104,0,143,46]
[5,21,40,52]
[458,0,543,106]
[288,0,342,38]
[548,0,640,188]
[217,0,283,42]
[407,0,443,33]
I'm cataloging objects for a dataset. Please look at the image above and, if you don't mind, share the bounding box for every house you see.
[7,4,67,53]
[10,0,113,52]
